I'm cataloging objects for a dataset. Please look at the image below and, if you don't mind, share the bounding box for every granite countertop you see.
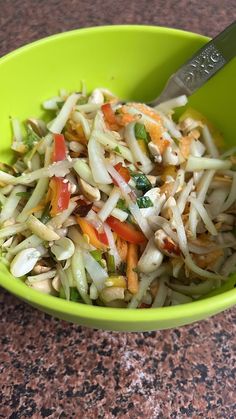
[1,1,236,418]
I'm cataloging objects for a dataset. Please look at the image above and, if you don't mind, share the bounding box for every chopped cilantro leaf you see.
[16,191,31,198]
[116,199,127,211]
[135,122,148,141]
[23,125,41,150]
[77,96,88,105]
[118,261,127,275]
[70,287,84,302]
[137,196,153,208]
[106,254,115,274]
[114,146,121,154]
[131,173,152,193]
[90,250,104,267]
[40,203,51,224]
[56,101,65,109]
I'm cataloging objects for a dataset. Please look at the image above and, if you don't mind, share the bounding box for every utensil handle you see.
[174,20,236,96]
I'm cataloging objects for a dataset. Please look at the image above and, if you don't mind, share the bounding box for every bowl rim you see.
[1,263,236,323]
[0,24,235,324]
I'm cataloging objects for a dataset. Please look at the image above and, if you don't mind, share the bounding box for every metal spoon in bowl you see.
[144,20,236,107]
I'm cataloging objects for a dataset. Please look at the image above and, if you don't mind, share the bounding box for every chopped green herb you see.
[59,286,84,303]
[70,287,84,302]
[114,146,121,154]
[135,122,148,141]
[77,96,88,105]
[40,203,51,224]
[23,125,41,150]
[116,199,131,219]
[90,250,104,267]
[118,261,127,275]
[16,191,31,198]
[56,101,65,109]
[137,196,154,208]
[131,173,152,193]
[106,253,115,274]
[117,199,128,211]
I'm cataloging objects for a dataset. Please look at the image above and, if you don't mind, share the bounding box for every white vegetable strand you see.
[188,196,218,236]
[50,93,79,134]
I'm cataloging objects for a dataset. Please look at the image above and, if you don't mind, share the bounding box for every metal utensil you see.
[147,20,236,107]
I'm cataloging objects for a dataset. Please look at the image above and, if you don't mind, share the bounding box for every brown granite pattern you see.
[1,0,236,57]
[1,1,236,418]
[1,291,236,418]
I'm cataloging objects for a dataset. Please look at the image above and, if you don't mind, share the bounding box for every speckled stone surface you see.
[0,1,236,418]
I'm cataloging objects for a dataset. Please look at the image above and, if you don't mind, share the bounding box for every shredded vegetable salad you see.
[0,85,236,308]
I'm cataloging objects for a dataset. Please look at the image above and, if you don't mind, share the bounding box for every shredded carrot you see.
[146,122,169,155]
[117,111,137,127]
[76,217,107,250]
[130,103,161,123]
[102,103,120,131]
[126,243,139,294]
[106,121,121,131]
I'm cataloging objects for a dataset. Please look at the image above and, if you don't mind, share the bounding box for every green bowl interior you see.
[0,25,235,330]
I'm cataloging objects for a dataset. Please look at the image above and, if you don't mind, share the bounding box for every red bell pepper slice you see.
[95,230,109,246]
[52,134,67,162]
[106,216,146,244]
[49,176,71,216]
[113,162,131,186]
[101,103,117,125]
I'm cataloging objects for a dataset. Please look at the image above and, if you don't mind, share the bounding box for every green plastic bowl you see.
[0,25,235,331]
